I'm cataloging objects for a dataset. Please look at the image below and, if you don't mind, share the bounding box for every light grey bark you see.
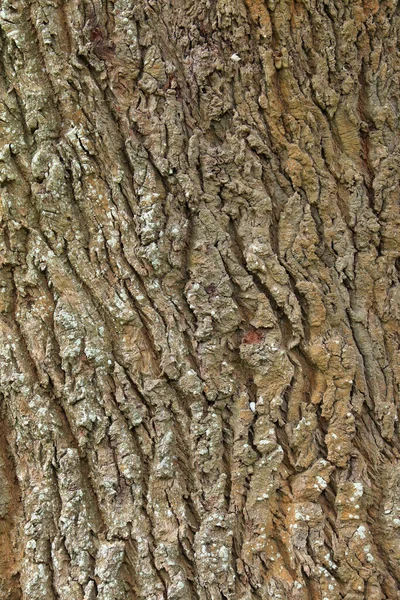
[0,0,399,598]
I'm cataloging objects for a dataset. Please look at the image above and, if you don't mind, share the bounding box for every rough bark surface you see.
[0,0,399,598]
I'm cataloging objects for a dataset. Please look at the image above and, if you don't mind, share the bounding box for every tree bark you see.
[0,0,399,598]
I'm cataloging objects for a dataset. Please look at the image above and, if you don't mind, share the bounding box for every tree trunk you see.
[0,0,399,598]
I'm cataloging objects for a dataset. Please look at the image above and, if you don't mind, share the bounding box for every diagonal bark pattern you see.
[0,0,399,598]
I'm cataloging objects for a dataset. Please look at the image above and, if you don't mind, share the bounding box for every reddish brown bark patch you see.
[242,328,265,344]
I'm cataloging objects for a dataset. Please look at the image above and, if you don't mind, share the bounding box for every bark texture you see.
[0,0,399,598]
